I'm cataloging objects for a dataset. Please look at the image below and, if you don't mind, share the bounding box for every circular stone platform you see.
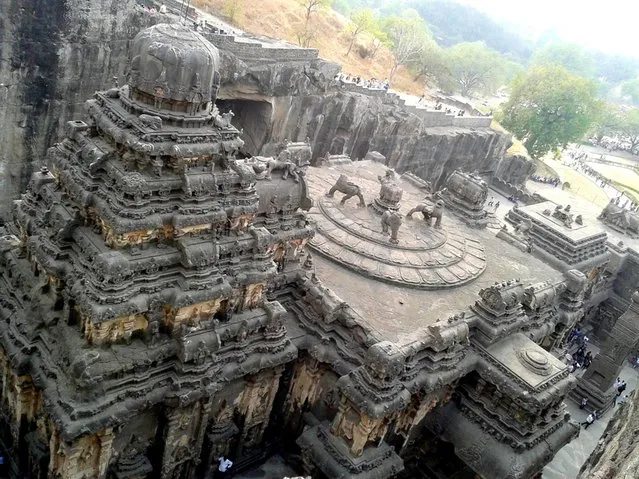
[306,168,487,289]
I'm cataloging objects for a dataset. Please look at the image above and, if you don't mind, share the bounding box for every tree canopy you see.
[499,65,601,159]
[621,78,639,106]
[345,9,377,56]
[382,14,432,83]
[531,42,596,79]
[439,42,510,97]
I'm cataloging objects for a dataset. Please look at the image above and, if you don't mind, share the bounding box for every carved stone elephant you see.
[326,174,366,207]
[406,200,444,228]
[381,210,402,244]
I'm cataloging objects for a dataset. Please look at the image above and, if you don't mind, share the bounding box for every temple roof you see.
[129,23,220,105]
[306,161,563,345]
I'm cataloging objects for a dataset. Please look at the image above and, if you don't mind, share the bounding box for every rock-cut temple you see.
[0,22,638,479]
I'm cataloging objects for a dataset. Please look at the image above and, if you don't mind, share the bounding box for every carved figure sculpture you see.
[325,175,366,207]
[252,154,301,182]
[139,114,163,131]
[381,210,402,244]
[552,204,574,228]
[214,110,235,129]
[406,200,444,228]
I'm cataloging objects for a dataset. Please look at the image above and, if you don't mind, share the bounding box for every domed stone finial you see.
[128,23,220,114]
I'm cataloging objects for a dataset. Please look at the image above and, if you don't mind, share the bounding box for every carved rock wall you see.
[0,0,157,219]
[248,93,512,189]
[578,393,639,478]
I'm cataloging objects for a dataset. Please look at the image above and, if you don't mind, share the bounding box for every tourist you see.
[581,412,595,429]
[494,201,500,210]
[617,380,627,396]
[582,351,593,369]
[159,4,167,14]
[579,397,588,410]
[566,326,580,345]
[563,352,572,365]
[217,456,233,477]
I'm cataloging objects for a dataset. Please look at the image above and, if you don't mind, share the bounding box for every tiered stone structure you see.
[598,199,639,238]
[0,24,312,479]
[0,19,637,479]
[507,201,609,273]
[571,292,639,412]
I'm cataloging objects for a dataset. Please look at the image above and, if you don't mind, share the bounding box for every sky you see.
[459,0,639,57]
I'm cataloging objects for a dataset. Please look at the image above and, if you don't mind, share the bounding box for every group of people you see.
[563,327,593,372]
[486,197,501,210]
[416,96,467,116]
[334,73,390,91]
[530,175,561,187]
[142,4,167,14]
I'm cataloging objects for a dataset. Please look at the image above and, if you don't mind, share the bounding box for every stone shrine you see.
[439,170,490,228]
[0,19,637,479]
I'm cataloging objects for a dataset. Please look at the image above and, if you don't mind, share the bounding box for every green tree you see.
[296,0,332,47]
[499,65,600,159]
[412,41,447,86]
[591,103,623,142]
[383,14,432,84]
[436,42,510,97]
[621,78,639,106]
[531,42,596,79]
[345,9,376,56]
[619,109,639,152]
[367,21,389,60]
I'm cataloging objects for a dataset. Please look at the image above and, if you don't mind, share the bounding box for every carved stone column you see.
[236,367,283,458]
[160,401,207,479]
[297,342,407,478]
[48,428,115,479]
[571,290,639,411]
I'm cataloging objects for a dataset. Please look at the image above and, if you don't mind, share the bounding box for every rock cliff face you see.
[223,91,511,189]
[0,0,157,218]
[578,393,639,478]
[0,1,514,220]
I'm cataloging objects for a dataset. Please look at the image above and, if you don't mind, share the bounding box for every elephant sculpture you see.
[381,210,402,244]
[325,175,366,207]
[406,200,444,228]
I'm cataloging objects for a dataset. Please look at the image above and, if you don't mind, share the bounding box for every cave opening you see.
[217,99,274,156]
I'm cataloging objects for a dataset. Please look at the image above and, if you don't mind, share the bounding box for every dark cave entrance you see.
[217,99,274,156]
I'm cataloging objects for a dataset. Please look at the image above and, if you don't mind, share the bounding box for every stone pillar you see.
[48,428,115,479]
[571,291,639,411]
[550,269,586,351]
[235,367,283,458]
[297,342,407,478]
[160,401,208,479]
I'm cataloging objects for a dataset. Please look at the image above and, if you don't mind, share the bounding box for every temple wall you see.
[264,94,511,189]
[0,0,159,219]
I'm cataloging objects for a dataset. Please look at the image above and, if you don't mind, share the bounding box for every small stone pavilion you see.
[0,22,637,479]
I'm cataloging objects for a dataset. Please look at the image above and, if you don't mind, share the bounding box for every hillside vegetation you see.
[193,0,426,95]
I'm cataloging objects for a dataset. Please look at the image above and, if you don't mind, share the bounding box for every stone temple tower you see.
[0,23,312,478]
